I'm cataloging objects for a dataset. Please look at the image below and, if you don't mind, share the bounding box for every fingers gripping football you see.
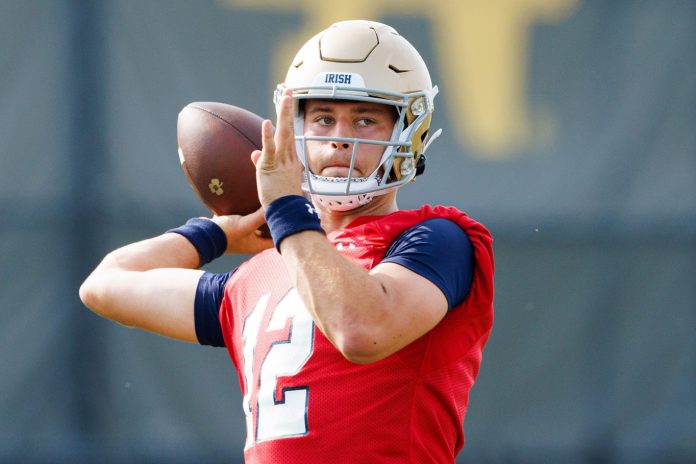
[212,207,271,254]
[253,89,304,208]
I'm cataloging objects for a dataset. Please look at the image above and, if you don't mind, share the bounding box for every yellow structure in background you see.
[223,0,578,160]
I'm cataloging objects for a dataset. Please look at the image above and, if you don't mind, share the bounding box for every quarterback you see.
[80,20,495,463]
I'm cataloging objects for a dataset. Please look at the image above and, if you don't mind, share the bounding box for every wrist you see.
[265,195,325,251]
[166,218,227,267]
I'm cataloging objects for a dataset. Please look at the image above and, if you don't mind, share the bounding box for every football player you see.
[80,20,494,463]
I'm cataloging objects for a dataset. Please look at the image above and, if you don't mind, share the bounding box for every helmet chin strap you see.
[307,173,380,212]
[312,192,375,212]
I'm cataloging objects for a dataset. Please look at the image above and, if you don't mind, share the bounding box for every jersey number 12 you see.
[241,290,315,448]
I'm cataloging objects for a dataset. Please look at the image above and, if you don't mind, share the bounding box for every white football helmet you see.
[276,20,442,211]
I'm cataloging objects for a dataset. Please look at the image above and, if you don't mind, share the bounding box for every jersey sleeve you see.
[194,270,235,347]
[380,218,474,310]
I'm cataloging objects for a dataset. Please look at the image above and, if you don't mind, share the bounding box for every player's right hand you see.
[212,207,273,255]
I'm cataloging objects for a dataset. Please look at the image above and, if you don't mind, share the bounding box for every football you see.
[177,102,270,236]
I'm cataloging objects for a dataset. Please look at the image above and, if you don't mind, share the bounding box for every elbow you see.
[332,329,391,365]
[341,350,383,366]
[79,273,108,317]
[79,272,138,329]
[321,303,397,365]
[79,276,99,312]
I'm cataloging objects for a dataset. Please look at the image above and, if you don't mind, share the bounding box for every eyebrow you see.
[305,104,392,115]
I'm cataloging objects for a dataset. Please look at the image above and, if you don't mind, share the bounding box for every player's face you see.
[303,100,397,178]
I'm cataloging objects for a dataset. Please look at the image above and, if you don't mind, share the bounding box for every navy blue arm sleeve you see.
[194,270,235,347]
[380,218,474,310]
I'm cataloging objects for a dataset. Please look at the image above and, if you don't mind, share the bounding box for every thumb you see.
[229,207,266,233]
[245,207,267,228]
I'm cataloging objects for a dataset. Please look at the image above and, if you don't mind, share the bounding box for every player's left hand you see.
[251,87,304,208]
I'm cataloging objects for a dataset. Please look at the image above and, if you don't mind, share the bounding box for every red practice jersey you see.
[218,205,495,463]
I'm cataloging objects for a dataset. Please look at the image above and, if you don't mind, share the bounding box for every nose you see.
[331,140,352,150]
[330,118,353,151]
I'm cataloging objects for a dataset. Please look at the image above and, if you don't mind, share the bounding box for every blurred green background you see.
[1,1,694,462]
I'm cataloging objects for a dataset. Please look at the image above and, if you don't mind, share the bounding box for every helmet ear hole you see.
[415,154,426,176]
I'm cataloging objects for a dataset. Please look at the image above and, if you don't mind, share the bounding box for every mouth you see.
[320,166,360,177]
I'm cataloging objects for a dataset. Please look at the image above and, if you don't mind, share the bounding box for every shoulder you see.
[411,217,468,237]
[381,218,474,309]
[386,218,471,253]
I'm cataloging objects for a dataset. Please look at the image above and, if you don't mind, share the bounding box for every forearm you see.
[80,233,203,342]
[279,231,395,361]
[80,210,270,342]
[96,233,199,272]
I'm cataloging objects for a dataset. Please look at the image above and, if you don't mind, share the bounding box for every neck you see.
[313,192,398,234]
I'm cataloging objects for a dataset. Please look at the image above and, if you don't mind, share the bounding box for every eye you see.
[314,116,334,126]
[355,118,375,127]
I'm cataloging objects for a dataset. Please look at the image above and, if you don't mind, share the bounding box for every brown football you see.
[177,102,270,236]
